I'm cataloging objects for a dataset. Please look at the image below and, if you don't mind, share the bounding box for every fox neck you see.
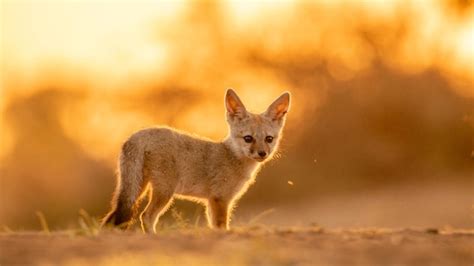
[222,137,260,167]
[220,137,263,185]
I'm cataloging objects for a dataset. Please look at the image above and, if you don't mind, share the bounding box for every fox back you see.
[102,89,290,232]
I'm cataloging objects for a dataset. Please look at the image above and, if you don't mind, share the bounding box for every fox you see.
[102,89,290,233]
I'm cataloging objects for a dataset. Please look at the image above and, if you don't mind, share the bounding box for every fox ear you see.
[225,88,247,119]
[265,92,290,121]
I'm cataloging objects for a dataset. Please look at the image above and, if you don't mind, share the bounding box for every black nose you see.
[258,151,267,158]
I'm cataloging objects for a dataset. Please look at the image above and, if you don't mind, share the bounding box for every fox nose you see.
[258,151,267,158]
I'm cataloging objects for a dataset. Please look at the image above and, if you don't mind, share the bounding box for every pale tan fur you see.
[102,89,290,233]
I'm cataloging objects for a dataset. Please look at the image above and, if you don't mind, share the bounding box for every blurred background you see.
[1,0,473,230]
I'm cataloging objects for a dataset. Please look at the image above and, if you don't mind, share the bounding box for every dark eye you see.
[265,136,274,143]
[243,135,253,143]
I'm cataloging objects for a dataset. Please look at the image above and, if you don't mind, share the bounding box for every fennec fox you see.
[102,89,290,232]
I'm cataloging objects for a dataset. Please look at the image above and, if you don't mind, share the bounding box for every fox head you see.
[225,89,290,162]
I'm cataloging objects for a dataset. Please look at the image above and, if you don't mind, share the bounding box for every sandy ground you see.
[1,227,473,266]
[251,180,474,229]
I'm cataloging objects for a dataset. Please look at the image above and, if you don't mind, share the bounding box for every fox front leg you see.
[207,197,230,229]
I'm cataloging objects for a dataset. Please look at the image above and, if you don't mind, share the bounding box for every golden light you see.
[449,20,474,82]
[1,0,474,234]
[1,0,187,160]
[2,0,185,95]
[224,0,295,27]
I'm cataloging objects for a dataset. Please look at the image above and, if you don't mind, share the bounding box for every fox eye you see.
[243,135,253,143]
[265,136,274,143]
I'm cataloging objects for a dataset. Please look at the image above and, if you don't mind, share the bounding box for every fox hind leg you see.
[139,168,177,233]
[140,188,174,233]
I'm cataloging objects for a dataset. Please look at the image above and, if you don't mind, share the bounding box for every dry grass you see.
[1,225,473,266]
[2,183,473,266]
[1,194,471,266]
